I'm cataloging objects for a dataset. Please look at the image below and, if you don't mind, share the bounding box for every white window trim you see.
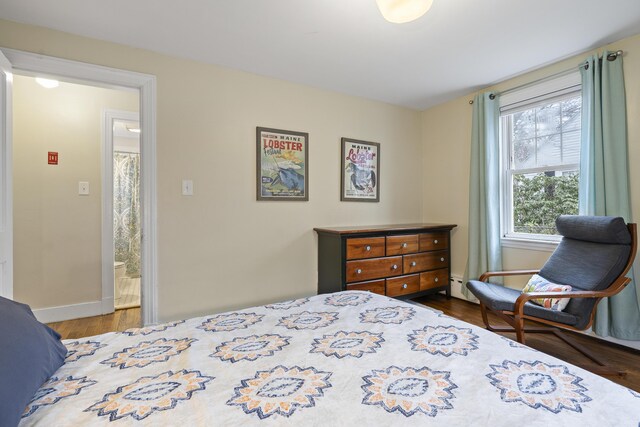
[499,71,581,251]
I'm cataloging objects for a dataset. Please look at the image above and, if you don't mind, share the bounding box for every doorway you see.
[106,111,142,311]
[0,48,158,326]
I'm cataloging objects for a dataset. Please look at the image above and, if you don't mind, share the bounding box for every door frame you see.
[0,51,12,300]
[1,48,158,325]
[103,109,140,315]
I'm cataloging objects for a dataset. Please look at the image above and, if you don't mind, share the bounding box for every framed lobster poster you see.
[257,127,309,201]
[341,137,380,202]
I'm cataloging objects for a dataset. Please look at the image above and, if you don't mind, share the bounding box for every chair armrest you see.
[514,278,631,317]
[478,269,540,282]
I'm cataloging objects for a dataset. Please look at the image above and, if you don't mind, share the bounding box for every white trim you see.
[0,48,158,325]
[33,300,103,324]
[499,71,581,109]
[0,51,12,300]
[102,110,139,316]
[501,237,559,252]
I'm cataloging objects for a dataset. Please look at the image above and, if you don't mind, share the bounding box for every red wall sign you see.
[48,152,58,165]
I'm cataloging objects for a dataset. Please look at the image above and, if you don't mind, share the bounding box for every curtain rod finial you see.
[469,100,474,105]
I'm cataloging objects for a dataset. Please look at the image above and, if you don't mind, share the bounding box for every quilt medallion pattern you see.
[100,338,196,369]
[211,334,291,363]
[198,312,263,332]
[121,320,185,336]
[310,331,384,359]
[22,376,96,418]
[227,365,332,419]
[277,311,338,330]
[64,341,106,363]
[360,305,415,324]
[21,291,640,426]
[264,297,309,310]
[361,366,457,417]
[86,370,213,421]
[486,360,592,413]
[324,291,372,307]
[408,325,479,357]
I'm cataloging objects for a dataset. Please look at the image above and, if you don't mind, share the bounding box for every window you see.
[500,73,581,244]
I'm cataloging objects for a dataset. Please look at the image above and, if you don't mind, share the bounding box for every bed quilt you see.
[19,291,640,426]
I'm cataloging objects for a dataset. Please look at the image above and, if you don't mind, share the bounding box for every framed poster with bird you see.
[257,127,309,201]
[341,137,380,202]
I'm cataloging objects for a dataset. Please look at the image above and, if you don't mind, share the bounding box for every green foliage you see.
[513,173,579,235]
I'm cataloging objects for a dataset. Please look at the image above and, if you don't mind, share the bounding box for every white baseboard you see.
[33,300,103,324]
[102,296,115,315]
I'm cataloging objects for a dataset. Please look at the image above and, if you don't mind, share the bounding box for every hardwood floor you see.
[46,295,640,392]
[413,293,640,392]
[47,308,141,340]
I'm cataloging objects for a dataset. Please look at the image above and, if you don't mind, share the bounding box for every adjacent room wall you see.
[1,20,423,321]
[421,33,640,297]
[12,75,139,309]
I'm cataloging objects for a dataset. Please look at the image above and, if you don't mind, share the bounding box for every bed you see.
[17,291,640,426]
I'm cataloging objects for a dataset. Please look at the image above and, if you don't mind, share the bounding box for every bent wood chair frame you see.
[477,223,637,376]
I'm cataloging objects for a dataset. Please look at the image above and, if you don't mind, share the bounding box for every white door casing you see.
[0,48,158,325]
[0,51,12,300]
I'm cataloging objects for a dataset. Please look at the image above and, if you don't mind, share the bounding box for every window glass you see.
[501,89,581,239]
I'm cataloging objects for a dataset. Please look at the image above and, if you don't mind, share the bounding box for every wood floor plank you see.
[47,308,141,339]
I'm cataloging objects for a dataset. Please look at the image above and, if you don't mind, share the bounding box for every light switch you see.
[182,180,193,196]
[79,181,90,195]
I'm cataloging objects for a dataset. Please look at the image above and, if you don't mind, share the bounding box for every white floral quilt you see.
[19,291,640,426]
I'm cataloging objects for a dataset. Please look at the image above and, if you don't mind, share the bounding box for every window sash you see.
[500,87,581,241]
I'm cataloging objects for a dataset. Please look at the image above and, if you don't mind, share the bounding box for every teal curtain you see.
[579,52,640,339]
[463,92,503,298]
[114,152,141,277]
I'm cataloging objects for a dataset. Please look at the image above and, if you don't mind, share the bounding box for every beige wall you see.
[0,20,423,321]
[421,33,640,296]
[12,75,138,308]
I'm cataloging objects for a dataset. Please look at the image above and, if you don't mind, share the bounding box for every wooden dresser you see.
[314,223,457,299]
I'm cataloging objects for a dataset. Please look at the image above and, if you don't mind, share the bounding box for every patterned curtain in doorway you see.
[114,152,141,277]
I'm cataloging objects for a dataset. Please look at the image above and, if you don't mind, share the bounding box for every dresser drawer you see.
[346,279,386,295]
[346,237,386,260]
[419,232,449,252]
[346,256,403,282]
[403,250,449,274]
[386,274,420,297]
[386,234,419,255]
[420,269,449,291]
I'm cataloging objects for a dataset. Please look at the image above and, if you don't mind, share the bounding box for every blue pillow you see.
[0,296,67,427]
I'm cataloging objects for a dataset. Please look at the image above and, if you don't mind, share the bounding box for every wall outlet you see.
[182,180,193,196]
[78,181,89,195]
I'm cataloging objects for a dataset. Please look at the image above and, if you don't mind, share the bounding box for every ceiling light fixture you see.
[376,0,433,24]
[35,77,59,89]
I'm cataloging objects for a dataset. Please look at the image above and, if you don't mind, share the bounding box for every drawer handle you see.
[402,284,408,289]
[356,269,362,274]
[434,277,439,283]
[392,265,398,270]
[365,245,371,251]
[410,261,417,267]
[440,257,445,262]
[434,239,439,244]
[402,243,408,248]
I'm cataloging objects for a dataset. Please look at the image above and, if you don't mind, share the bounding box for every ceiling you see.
[1,0,640,110]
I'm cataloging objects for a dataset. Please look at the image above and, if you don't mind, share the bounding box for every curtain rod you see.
[468,50,623,104]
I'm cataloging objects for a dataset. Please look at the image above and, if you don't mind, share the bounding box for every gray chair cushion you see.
[466,280,579,326]
[556,215,630,244]
[540,216,631,329]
